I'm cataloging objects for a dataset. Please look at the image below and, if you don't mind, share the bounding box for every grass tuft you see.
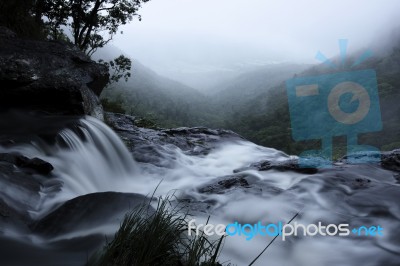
[88,194,226,266]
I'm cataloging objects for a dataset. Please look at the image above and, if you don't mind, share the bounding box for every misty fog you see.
[109,0,400,91]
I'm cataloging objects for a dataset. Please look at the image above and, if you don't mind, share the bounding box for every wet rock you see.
[381,150,400,172]
[198,175,251,194]
[393,173,400,183]
[352,177,372,189]
[337,176,372,190]
[0,199,11,218]
[176,198,215,213]
[105,112,243,166]
[0,27,109,119]
[32,192,150,237]
[0,161,45,229]
[195,173,283,197]
[234,159,318,174]
[0,153,53,175]
[0,234,104,266]
[0,111,81,144]
[182,174,284,214]
[337,151,381,166]
[20,157,54,175]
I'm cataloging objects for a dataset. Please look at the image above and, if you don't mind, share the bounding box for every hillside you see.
[210,63,310,114]
[223,44,400,155]
[99,41,400,156]
[100,60,222,127]
[101,59,310,128]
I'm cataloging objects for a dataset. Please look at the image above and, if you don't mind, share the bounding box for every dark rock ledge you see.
[0,27,109,119]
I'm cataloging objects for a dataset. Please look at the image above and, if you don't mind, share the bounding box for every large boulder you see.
[0,27,109,119]
[32,192,150,237]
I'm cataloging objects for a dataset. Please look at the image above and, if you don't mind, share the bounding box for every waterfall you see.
[2,115,400,265]
[0,115,285,216]
[0,116,140,217]
[51,117,138,196]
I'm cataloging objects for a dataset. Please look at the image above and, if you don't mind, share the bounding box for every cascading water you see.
[1,115,400,266]
[0,115,287,218]
[0,117,140,218]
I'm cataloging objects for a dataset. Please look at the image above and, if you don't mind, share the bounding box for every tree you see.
[42,0,149,55]
[40,0,150,83]
[36,0,70,41]
[0,0,44,38]
[99,55,132,84]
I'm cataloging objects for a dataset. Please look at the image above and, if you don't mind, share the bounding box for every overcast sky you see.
[111,0,400,87]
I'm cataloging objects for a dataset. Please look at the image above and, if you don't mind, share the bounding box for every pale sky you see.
[111,0,400,88]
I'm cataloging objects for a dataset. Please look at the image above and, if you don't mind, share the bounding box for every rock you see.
[0,153,53,175]
[0,198,13,218]
[105,112,243,166]
[381,150,400,172]
[0,26,17,39]
[0,27,109,119]
[197,175,251,194]
[394,173,400,183]
[0,111,81,144]
[0,234,103,266]
[234,159,318,174]
[337,151,381,165]
[0,154,54,230]
[32,192,150,237]
[19,157,53,175]
[0,161,47,228]
[352,177,372,189]
[194,173,284,198]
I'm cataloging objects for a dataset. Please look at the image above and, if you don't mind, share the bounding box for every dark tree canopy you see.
[36,0,150,84]
[40,0,149,56]
[0,0,43,38]
[0,0,149,84]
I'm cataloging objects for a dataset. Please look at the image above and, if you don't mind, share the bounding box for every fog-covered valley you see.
[99,30,400,156]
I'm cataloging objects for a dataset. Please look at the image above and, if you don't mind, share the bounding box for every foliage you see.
[38,0,150,84]
[381,142,400,152]
[88,195,225,266]
[100,62,222,129]
[40,0,149,56]
[133,117,158,129]
[101,98,126,113]
[99,55,132,85]
[0,0,44,39]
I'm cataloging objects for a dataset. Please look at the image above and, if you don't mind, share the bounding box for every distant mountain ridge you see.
[97,46,310,128]
[99,39,400,156]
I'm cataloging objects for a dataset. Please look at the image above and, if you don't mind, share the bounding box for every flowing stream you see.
[1,116,400,266]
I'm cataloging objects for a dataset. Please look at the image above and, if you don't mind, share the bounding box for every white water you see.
[1,116,400,265]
